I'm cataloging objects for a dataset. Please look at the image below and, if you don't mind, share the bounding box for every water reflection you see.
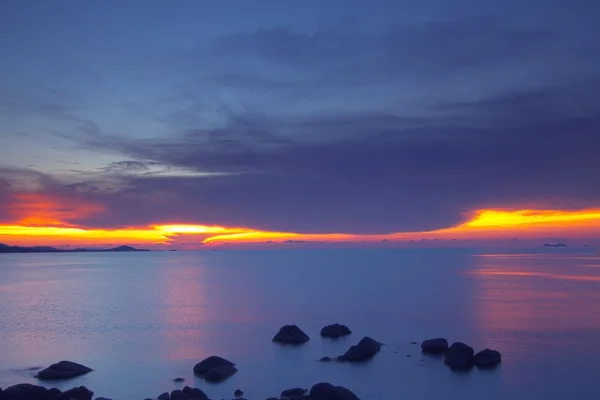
[470,253,600,348]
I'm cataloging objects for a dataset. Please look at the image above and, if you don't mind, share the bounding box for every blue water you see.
[1,249,600,400]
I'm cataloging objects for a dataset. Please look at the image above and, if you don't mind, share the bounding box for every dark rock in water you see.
[281,388,307,398]
[182,386,208,400]
[265,398,278,400]
[421,338,449,354]
[204,365,238,382]
[36,361,93,380]
[57,386,93,400]
[170,390,187,400]
[0,384,54,400]
[340,336,381,361]
[411,341,418,345]
[95,398,113,400]
[320,324,352,339]
[234,389,243,397]
[272,325,310,344]
[310,383,359,400]
[158,392,170,400]
[193,356,235,375]
[334,356,346,363]
[474,349,502,368]
[444,342,474,370]
[319,357,332,362]
[173,378,185,382]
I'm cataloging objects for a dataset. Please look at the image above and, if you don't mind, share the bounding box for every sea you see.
[1,248,600,400]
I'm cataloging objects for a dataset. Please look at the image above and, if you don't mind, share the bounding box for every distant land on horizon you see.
[0,244,150,254]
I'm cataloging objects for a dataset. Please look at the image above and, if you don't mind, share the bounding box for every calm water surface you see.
[1,249,599,400]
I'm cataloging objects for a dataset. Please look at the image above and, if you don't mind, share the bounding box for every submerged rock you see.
[474,349,502,368]
[272,325,310,344]
[57,386,93,400]
[36,361,93,380]
[281,388,307,398]
[421,338,449,354]
[234,390,244,398]
[204,365,238,382]
[320,324,352,339]
[319,357,332,362]
[193,356,235,375]
[310,383,359,400]
[173,378,185,382]
[340,336,381,361]
[444,342,474,370]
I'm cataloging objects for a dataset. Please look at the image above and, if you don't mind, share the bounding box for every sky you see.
[1,0,600,248]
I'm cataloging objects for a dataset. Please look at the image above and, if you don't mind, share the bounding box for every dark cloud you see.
[56,76,600,233]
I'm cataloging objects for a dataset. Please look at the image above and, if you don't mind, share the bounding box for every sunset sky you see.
[1,0,599,249]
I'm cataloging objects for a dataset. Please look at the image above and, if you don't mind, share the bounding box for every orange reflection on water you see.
[159,261,210,361]
[470,254,600,333]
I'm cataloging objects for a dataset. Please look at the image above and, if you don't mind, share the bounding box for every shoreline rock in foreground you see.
[339,336,381,362]
[421,338,449,354]
[0,382,359,400]
[320,324,352,339]
[310,383,358,400]
[0,383,93,400]
[35,361,93,380]
[272,325,310,344]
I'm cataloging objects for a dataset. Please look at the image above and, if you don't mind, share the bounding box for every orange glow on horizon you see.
[0,208,599,247]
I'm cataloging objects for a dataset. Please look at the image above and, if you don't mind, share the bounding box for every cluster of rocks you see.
[0,326,502,400]
[272,324,380,363]
[421,338,502,370]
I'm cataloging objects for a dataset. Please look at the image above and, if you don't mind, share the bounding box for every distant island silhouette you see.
[543,243,568,248]
[0,244,149,254]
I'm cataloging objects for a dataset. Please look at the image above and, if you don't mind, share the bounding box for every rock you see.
[182,386,208,400]
[170,390,187,400]
[36,361,93,380]
[0,384,55,400]
[204,365,238,382]
[319,357,332,362]
[320,324,352,339]
[57,386,94,400]
[281,388,307,398]
[272,325,310,344]
[421,338,449,354]
[411,341,418,345]
[474,349,502,368]
[193,356,235,375]
[310,383,359,400]
[340,336,381,361]
[95,398,113,400]
[265,398,278,400]
[444,342,474,370]
[173,378,185,383]
[158,393,170,400]
[234,390,243,398]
